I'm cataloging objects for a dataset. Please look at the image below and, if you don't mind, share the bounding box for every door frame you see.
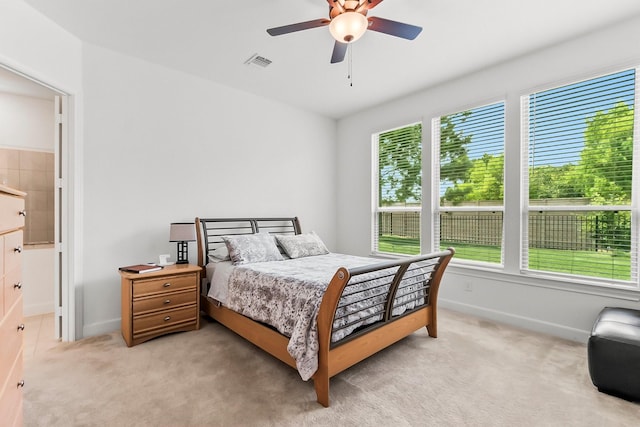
[1,62,77,341]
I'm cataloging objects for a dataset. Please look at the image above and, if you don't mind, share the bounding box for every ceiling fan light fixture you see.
[329,11,368,43]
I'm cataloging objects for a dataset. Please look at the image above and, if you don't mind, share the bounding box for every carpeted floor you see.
[24,309,639,426]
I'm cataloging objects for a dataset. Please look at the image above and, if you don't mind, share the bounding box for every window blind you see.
[439,103,505,204]
[373,123,422,255]
[377,124,422,208]
[523,68,637,283]
[436,102,505,264]
[528,69,635,203]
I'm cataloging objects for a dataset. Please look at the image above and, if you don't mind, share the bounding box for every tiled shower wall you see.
[0,148,54,244]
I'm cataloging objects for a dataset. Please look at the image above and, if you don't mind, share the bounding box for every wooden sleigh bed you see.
[195,217,454,407]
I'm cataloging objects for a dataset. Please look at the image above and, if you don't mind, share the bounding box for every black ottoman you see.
[588,307,640,401]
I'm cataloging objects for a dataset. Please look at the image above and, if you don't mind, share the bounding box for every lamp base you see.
[176,241,189,264]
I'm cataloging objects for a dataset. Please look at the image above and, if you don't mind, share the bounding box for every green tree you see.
[440,112,473,186]
[580,101,634,251]
[580,101,634,205]
[528,101,633,204]
[443,154,504,203]
[529,164,583,200]
[378,124,422,205]
[465,154,504,201]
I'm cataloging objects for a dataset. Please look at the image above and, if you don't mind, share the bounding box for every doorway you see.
[0,64,71,341]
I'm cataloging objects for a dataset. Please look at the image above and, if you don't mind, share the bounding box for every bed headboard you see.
[195,217,302,267]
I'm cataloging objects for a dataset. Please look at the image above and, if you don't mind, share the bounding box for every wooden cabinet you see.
[120,264,201,346]
[0,185,26,427]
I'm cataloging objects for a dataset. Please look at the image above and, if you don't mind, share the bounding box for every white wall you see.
[336,15,640,342]
[80,44,337,336]
[0,92,54,151]
[22,247,55,316]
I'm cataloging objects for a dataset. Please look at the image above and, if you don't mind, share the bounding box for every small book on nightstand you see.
[118,264,163,274]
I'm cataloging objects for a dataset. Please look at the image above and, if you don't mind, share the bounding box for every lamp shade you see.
[169,223,196,242]
[329,11,368,43]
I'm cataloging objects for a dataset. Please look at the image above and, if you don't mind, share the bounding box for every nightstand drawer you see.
[133,305,198,335]
[132,273,197,297]
[133,289,197,314]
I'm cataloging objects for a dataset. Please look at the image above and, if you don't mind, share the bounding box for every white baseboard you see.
[23,302,54,317]
[82,318,120,338]
[439,299,591,343]
[81,304,590,343]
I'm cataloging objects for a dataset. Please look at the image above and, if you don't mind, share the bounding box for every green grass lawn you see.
[378,235,631,281]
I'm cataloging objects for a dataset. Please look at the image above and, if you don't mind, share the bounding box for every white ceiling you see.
[14,0,640,118]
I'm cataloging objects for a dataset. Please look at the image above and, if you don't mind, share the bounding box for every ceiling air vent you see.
[244,53,272,68]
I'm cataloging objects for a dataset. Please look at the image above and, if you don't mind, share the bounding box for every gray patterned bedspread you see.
[224,253,426,381]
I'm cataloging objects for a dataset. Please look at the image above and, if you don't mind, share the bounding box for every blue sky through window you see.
[529,68,635,167]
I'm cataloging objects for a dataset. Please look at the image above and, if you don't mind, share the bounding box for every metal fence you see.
[378,210,631,251]
[528,211,631,252]
[378,211,420,239]
[439,211,503,246]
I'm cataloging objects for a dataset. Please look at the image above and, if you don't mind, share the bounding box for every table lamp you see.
[169,222,196,264]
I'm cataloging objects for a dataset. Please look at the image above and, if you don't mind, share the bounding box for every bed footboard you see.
[314,248,454,406]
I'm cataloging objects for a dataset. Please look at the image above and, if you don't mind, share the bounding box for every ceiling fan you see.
[266,0,423,64]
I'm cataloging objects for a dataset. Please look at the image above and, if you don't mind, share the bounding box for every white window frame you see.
[432,101,506,267]
[520,67,640,288]
[371,122,422,256]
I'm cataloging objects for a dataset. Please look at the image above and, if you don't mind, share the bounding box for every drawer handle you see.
[19,209,27,217]
[17,380,25,388]
[163,299,171,305]
[163,282,171,288]
[14,246,23,254]
[14,282,22,290]
[17,324,25,331]
[164,316,171,322]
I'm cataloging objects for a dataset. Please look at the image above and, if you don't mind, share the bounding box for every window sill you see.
[371,250,640,300]
[447,263,640,302]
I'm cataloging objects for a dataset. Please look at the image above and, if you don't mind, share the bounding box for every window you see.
[434,102,506,264]
[373,123,422,255]
[522,69,637,283]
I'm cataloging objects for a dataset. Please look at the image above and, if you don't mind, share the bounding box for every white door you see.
[53,95,67,339]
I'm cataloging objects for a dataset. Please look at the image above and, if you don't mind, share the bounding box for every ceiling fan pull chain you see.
[348,43,353,87]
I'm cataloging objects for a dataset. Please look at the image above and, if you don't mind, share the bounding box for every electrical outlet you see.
[464,282,473,292]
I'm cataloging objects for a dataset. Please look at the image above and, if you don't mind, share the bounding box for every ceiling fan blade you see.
[367,16,422,40]
[331,41,348,64]
[360,0,384,11]
[267,19,330,36]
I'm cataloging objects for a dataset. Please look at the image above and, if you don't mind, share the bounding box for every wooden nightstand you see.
[120,264,201,347]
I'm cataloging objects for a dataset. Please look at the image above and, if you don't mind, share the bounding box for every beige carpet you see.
[24,309,639,426]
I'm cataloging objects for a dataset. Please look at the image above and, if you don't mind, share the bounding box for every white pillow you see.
[222,233,284,265]
[207,245,230,263]
[275,231,329,259]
